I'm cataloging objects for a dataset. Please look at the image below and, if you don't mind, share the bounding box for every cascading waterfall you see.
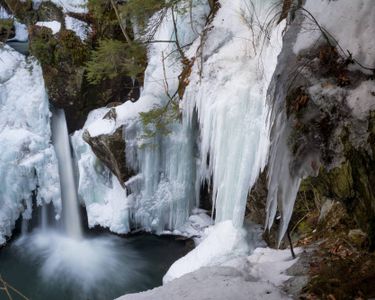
[51,109,82,238]
[1,108,176,300]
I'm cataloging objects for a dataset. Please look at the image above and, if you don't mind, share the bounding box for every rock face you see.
[1,0,141,132]
[82,116,134,186]
[245,1,375,250]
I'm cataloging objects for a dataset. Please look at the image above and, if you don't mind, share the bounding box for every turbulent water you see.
[0,227,190,300]
[0,106,191,300]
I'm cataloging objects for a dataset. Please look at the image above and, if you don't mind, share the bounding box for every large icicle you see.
[0,46,60,245]
[184,0,285,227]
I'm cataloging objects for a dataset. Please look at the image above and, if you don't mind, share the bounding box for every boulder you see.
[83,123,134,187]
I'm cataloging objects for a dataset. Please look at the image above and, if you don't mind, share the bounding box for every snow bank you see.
[163,221,249,283]
[119,245,301,300]
[0,46,60,245]
[119,266,290,300]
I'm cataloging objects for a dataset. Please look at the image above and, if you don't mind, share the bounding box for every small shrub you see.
[85,39,146,84]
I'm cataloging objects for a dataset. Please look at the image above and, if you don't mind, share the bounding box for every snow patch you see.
[65,16,91,41]
[33,0,87,14]
[294,0,375,70]
[347,80,375,120]
[36,21,61,34]
[11,21,28,42]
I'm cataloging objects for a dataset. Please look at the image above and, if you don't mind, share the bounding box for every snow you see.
[163,221,249,283]
[10,21,28,42]
[246,247,302,286]
[118,266,290,300]
[33,0,88,14]
[87,117,116,137]
[65,16,91,41]
[35,21,61,34]
[347,80,375,120]
[0,46,60,245]
[294,0,375,70]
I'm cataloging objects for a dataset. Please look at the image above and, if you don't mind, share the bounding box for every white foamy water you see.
[51,109,82,239]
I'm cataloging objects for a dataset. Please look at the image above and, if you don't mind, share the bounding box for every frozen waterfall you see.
[0,45,61,245]
[75,0,286,236]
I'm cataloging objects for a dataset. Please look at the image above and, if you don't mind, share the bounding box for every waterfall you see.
[51,109,82,239]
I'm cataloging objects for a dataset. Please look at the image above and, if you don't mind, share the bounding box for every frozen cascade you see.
[78,0,285,235]
[184,0,285,227]
[78,1,211,234]
[51,109,82,239]
[0,45,61,245]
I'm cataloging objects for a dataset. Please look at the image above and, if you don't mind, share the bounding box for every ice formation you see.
[0,46,60,245]
[77,0,285,235]
[71,109,130,234]
[184,0,284,227]
[77,0,211,234]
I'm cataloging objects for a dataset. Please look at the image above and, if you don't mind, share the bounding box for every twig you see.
[0,274,29,300]
[109,0,132,45]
